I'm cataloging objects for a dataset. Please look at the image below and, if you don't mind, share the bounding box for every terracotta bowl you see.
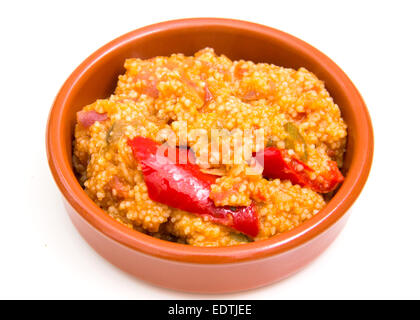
[46,18,373,293]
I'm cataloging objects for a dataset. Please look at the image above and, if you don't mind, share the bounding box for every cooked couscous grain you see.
[73,48,347,246]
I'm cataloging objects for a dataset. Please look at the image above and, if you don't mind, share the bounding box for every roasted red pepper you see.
[255,147,344,193]
[128,137,259,237]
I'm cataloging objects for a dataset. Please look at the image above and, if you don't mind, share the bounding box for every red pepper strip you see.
[255,147,344,193]
[77,110,108,128]
[128,137,259,237]
[311,160,344,193]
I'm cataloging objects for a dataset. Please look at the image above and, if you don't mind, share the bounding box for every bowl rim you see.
[46,18,374,264]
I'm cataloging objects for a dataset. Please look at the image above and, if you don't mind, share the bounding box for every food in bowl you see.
[73,48,347,247]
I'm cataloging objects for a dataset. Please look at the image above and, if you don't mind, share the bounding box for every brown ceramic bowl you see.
[46,18,373,293]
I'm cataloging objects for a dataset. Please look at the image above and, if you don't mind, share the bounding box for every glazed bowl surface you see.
[46,18,373,293]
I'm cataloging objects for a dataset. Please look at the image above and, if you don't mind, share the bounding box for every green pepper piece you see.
[284,122,308,161]
[230,232,251,243]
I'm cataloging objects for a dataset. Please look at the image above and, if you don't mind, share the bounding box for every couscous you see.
[73,48,347,247]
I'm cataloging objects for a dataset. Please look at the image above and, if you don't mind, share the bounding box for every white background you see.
[1,0,419,299]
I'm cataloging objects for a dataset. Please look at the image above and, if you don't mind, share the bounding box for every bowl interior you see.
[49,19,372,263]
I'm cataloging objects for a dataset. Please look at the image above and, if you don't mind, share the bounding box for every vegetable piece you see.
[229,232,250,243]
[255,147,344,193]
[134,70,159,98]
[106,120,127,144]
[108,176,129,199]
[181,76,214,107]
[200,168,226,176]
[141,80,159,98]
[241,90,261,101]
[77,110,108,128]
[106,122,115,144]
[233,61,248,79]
[284,122,308,161]
[203,84,214,105]
[128,137,259,237]
[311,160,345,193]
